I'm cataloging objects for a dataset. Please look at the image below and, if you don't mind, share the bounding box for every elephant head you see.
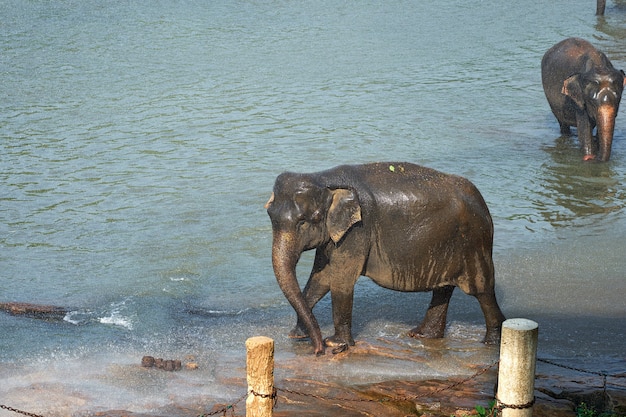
[265,173,361,355]
[562,58,625,161]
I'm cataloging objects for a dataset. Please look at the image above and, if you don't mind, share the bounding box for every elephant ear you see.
[562,74,585,108]
[327,188,361,244]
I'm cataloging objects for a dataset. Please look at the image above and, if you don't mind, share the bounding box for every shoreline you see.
[1,308,624,417]
[40,370,622,417]
[3,340,623,417]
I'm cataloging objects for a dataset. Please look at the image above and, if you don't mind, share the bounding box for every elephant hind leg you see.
[476,292,505,344]
[409,285,455,339]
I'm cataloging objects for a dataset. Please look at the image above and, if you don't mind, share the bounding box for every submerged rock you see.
[0,302,67,320]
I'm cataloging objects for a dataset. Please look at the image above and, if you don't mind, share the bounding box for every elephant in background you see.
[265,163,505,355]
[597,0,626,15]
[541,37,625,162]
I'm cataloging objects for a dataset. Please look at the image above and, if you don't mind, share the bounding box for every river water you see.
[1,0,625,415]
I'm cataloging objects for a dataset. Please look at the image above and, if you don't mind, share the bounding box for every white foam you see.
[99,315,133,329]
[169,276,188,282]
[63,311,81,325]
[99,308,133,330]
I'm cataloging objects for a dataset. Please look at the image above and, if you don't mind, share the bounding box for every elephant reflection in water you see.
[595,9,626,47]
[537,140,623,227]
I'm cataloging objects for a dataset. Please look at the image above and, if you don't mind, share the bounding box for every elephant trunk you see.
[271,231,325,355]
[596,104,616,162]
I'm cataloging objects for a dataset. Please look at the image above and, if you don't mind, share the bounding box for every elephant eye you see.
[310,210,323,223]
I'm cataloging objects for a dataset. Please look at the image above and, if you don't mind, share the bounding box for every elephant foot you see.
[323,336,352,354]
[288,325,309,340]
[408,326,445,339]
[324,335,355,347]
[482,328,502,345]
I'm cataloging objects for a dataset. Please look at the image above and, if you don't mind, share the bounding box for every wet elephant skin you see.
[541,37,625,162]
[265,162,506,355]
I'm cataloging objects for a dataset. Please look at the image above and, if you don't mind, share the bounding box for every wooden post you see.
[496,318,538,417]
[246,336,275,417]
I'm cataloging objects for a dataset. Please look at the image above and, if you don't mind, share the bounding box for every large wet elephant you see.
[265,162,505,355]
[541,37,625,161]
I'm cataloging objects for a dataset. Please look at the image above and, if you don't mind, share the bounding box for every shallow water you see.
[1,0,625,415]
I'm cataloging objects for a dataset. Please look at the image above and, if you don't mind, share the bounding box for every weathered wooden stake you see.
[496,318,538,417]
[246,336,275,417]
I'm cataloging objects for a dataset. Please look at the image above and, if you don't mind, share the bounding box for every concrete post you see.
[246,336,275,417]
[497,318,538,417]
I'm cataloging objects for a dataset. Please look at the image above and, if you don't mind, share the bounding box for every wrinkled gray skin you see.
[265,163,505,355]
[541,37,625,162]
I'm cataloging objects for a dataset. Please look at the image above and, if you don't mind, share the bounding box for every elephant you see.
[541,37,625,162]
[265,162,506,355]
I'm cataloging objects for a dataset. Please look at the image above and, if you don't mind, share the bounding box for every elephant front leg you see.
[289,284,329,339]
[324,261,362,350]
[324,285,356,349]
[290,275,330,339]
[409,285,454,339]
[559,121,571,135]
[576,114,597,160]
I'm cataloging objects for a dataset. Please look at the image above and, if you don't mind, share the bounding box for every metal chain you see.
[429,360,499,396]
[250,387,278,409]
[0,405,46,417]
[196,392,247,417]
[537,357,615,377]
[495,396,536,411]
[537,357,626,392]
